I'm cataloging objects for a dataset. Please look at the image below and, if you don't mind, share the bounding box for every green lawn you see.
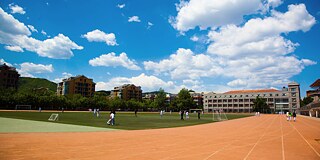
[0,111,252,130]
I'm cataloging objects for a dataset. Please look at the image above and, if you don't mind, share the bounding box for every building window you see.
[291,93,296,97]
[282,93,286,96]
[290,88,296,91]
[270,94,273,96]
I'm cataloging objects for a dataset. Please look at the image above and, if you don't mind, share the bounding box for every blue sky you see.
[0,0,319,96]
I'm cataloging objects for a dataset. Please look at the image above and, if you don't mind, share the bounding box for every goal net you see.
[48,114,59,121]
[15,105,32,110]
[212,109,228,121]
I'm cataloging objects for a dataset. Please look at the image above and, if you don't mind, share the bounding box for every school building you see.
[203,82,300,113]
[299,79,320,118]
[57,75,96,97]
[111,84,142,101]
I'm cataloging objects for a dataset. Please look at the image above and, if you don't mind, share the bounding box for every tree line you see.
[0,88,201,111]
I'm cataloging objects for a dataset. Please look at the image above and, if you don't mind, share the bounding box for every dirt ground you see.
[1,114,319,160]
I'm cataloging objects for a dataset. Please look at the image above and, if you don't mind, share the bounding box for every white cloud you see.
[147,22,153,29]
[148,4,316,89]
[9,4,26,14]
[95,73,176,92]
[0,8,31,36]
[207,4,315,58]
[53,72,73,83]
[144,48,223,79]
[27,25,38,33]
[266,0,283,9]
[41,30,47,35]
[117,4,125,9]
[170,0,262,32]
[89,52,141,70]
[128,16,141,22]
[0,8,83,59]
[200,4,316,88]
[227,79,248,87]
[82,29,118,46]
[0,59,13,66]
[4,45,24,52]
[190,35,199,42]
[18,62,54,77]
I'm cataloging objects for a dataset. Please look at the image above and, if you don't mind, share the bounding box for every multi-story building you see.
[57,75,95,97]
[111,84,142,101]
[306,79,320,102]
[189,91,204,107]
[203,82,300,113]
[0,63,20,90]
[300,79,320,117]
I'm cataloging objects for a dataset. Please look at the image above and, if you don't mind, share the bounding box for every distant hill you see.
[95,90,111,96]
[18,77,57,93]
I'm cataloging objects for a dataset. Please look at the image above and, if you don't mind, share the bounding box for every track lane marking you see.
[243,115,278,160]
[280,116,285,160]
[288,120,320,158]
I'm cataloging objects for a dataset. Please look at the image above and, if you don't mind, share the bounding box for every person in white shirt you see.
[110,112,115,125]
[186,111,189,119]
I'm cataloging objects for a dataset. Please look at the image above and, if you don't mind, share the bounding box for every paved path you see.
[0,115,319,159]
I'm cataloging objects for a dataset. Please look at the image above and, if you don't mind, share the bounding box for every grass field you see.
[0,111,252,130]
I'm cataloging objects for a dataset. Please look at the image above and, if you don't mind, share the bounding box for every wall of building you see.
[203,83,300,113]
[56,75,95,97]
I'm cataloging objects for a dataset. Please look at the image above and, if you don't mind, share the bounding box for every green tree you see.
[300,96,313,107]
[110,97,125,111]
[253,96,269,113]
[126,99,143,111]
[173,88,195,111]
[154,88,167,110]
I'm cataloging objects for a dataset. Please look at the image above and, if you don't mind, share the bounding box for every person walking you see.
[110,111,115,125]
[186,111,189,119]
[289,112,292,121]
[286,111,289,121]
[198,111,201,119]
[180,110,184,120]
[96,108,100,117]
[293,111,296,122]
[107,112,112,125]
[134,109,138,117]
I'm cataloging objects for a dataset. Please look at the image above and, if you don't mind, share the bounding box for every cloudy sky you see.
[0,0,319,96]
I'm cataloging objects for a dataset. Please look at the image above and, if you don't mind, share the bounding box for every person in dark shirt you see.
[293,111,297,122]
[180,110,184,120]
[198,111,201,119]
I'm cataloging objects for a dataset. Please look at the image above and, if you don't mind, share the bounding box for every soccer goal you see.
[48,114,59,121]
[15,105,32,110]
[212,109,228,121]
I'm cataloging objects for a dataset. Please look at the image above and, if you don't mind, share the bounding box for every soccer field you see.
[0,111,252,130]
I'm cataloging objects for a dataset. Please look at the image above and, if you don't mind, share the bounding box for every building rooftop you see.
[0,63,17,71]
[224,89,280,94]
[310,79,320,88]
[288,81,299,86]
